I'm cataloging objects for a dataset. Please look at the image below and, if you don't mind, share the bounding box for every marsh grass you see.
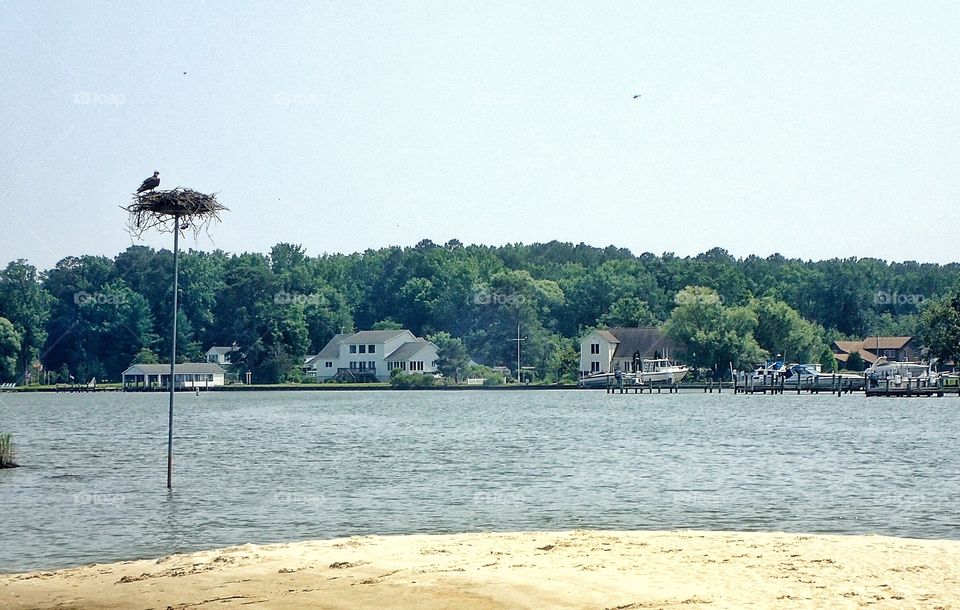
[0,432,17,468]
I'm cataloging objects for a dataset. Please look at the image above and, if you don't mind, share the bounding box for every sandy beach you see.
[3,529,959,609]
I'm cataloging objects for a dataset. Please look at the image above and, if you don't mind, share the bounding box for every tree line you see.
[1,241,959,384]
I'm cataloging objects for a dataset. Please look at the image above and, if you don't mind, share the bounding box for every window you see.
[369,361,376,370]
[411,361,423,371]
[349,345,357,354]
[591,361,601,373]
[349,361,357,369]
[325,361,332,368]
[359,345,366,354]
[368,345,375,353]
[590,343,600,354]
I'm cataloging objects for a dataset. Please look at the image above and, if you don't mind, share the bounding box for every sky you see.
[1,0,958,270]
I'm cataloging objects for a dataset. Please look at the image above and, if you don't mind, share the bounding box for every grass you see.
[0,432,15,468]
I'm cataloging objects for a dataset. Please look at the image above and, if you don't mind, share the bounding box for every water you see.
[1,390,959,572]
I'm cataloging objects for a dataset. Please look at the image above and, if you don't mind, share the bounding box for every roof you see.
[862,336,914,350]
[205,346,238,356]
[316,333,349,358]
[594,329,618,343]
[385,339,435,361]
[832,340,864,355]
[597,327,683,360]
[832,337,915,360]
[123,363,226,375]
[834,350,879,365]
[345,330,412,344]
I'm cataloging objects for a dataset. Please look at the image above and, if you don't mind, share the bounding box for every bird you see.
[137,171,160,193]
[633,94,642,99]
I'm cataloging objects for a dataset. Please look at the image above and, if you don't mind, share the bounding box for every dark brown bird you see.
[137,171,160,193]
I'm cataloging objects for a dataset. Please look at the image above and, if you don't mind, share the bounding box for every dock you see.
[55,384,120,393]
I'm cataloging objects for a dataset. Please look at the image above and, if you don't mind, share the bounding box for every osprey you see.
[137,171,160,193]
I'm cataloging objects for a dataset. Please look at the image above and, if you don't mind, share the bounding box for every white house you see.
[205,345,239,365]
[579,327,683,376]
[122,363,226,390]
[313,330,439,382]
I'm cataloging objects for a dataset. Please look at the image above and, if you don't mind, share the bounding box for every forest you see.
[1,240,959,384]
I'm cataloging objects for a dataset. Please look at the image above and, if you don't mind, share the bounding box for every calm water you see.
[1,390,959,572]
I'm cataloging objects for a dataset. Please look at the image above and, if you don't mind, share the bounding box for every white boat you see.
[578,371,623,388]
[638,358,691,384]
[578,358,690,388]
[865,357,939,388]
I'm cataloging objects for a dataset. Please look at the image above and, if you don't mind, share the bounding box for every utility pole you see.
[514,325,525,383]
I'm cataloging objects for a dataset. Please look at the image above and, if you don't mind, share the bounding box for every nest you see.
[124,188,228,238]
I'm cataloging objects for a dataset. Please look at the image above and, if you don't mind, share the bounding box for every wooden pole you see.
[167,216,180,490]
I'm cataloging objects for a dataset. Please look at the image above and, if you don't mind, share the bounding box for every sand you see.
[3,530,959,609]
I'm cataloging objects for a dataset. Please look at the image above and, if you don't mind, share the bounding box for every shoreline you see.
[4,529,959,609]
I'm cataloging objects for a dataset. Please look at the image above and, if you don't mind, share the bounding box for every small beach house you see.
[122,363,226,390]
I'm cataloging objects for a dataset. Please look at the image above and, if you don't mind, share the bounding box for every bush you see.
[389,369,436,389]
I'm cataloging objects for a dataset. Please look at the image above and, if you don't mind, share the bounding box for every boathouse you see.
[121,363,226,390]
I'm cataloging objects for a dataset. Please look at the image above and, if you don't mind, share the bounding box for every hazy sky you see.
[1,0,958,270]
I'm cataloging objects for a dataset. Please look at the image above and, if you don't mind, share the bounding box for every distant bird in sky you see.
[633,94,642,99]
[137,171,160,193]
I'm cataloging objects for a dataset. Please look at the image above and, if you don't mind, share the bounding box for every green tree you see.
[372,319,403,330]
[598,297,658,328]
[132,347,159,364]
[918,293,960,364]
[846,351,866,372]
[0,260,52,379]
[428,331,471,382]
[0,317,21,382]
[748,296,828,364]
[664,286,767,377]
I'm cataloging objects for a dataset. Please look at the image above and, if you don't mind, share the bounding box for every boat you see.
[638,358,691,384]
[864,357,939,388]
[784,363,865,390]
[578,371,623,388]
[738,359,864,390]
[578,358,690,388]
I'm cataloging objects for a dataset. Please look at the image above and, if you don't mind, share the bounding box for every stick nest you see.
[124,188,228,238]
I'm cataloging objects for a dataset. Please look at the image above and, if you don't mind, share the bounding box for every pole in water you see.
[167,215,180,490]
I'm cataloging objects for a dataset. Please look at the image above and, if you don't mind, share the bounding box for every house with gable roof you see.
[579,327,685,376]
[312,329,439,382]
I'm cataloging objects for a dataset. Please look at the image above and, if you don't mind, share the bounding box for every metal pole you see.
[167,216,180,490]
